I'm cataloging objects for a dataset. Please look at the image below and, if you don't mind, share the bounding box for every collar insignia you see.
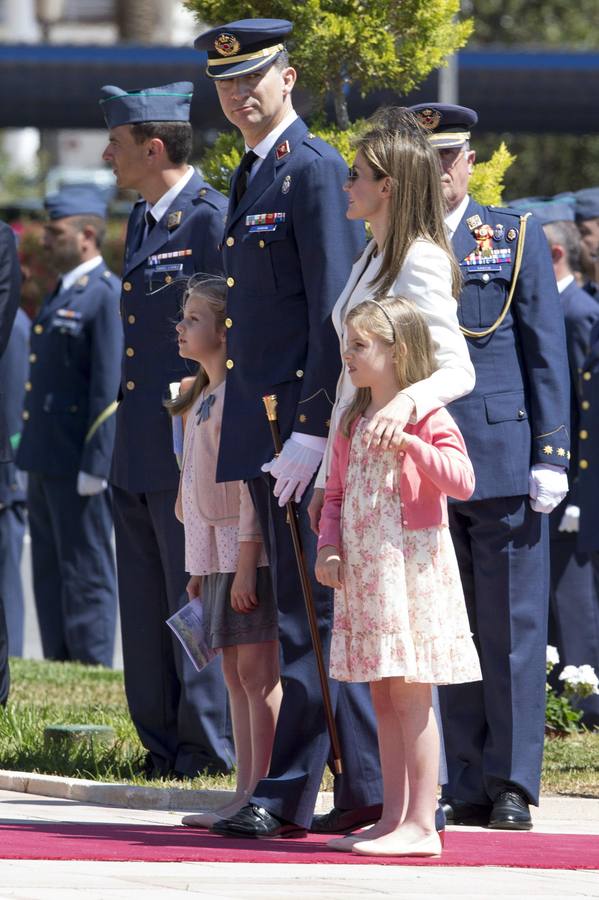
[275,140,290,161]
[167,211,182,230]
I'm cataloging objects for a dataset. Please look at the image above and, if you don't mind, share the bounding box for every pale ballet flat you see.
[352,834,442,858]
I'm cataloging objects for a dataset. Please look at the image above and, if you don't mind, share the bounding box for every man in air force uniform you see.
[17,186,120,667]
[100,82,232,777]
[411,104,571,829]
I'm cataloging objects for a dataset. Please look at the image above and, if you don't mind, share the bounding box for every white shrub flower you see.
[546,645,560,673]
[559,664,599,699]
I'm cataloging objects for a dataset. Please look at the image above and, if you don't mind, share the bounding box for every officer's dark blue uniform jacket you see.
[449,198,571,500]
[0,222,21,464]
[17,260,122,479]
[111,171,227,493]
[0,308,29,509]
[217,117,365,483]
[576,319,599,553]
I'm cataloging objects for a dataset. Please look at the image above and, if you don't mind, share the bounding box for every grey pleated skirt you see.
[202,565,278,649]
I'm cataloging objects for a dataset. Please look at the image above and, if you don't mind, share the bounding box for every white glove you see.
[261,436,324,506]
[528,464,569,514]
[558,504,580,533]
[77,471,108,496]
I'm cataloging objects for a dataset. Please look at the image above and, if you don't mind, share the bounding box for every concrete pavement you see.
[0,787,597,898]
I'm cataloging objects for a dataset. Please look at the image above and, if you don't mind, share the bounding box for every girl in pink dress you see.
[167,276,281,829]
[315,296,481,858]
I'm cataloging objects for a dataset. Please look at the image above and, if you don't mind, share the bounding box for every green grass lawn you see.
[1,658,598,796]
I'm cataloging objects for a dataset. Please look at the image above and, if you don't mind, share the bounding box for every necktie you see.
[235,150,258,205]
[145,210,157,234]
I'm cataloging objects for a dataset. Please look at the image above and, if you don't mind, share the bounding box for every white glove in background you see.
[558,505,580,533]
[528,463,569,514]
[77,471,108,497]
[261,436,324,506]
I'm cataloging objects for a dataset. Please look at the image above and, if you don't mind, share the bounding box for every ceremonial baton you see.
[262,394,343,776]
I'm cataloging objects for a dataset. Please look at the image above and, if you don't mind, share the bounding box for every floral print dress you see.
[330,418,482,685]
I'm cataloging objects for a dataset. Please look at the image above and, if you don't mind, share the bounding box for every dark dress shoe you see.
[310,804,383,834]
[211,804,307,839]
[488,790,532,830]
[440,796,492,826]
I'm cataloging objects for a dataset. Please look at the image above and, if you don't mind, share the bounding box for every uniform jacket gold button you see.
[126,380,135,390]
[582,400,591,410]
[34,324,43,334]
[165,275,172,284]
[128,314,136,325]
[296,369,304,378]
[123,281,132,292]
[580,429,589,440]
[259,240,265,248]
[226,237,235,247]
[225,317,233,328]
[583,371,592,381]
[29,353,37,363]
[126,347,135,357]
[226,277,235,288]
[24,381,31,391]
[226,359,234,369]
[299,414,307,423]
[22,410,30,420]
[580,459,589,469]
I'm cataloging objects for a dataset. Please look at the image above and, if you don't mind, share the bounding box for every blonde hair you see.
[340,295,437,436]
[353,106,461,298]
[165,274,228,417]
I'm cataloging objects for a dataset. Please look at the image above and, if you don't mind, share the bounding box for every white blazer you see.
[316,237,475,487]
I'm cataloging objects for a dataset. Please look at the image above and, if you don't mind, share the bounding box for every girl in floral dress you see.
[315,296,481,858]
[166,276,281,829]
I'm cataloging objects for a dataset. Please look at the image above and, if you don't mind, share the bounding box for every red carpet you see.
[0,824,597,867]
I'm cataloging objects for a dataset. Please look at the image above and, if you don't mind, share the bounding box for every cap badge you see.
[416,108,441,131]
[214,33,240,57]
[275,140,290,161]
[167,211,182,230]
[466,215,482,232]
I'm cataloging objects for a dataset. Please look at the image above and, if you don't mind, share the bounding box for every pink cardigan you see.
[318,407,475,551]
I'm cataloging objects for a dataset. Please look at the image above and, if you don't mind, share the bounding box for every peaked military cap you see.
[409,103,478,149]
[99,82,193,128]
[44,185,108,220]
[510,195,575,226]
[194,18,292,80]
[575,187,599,223]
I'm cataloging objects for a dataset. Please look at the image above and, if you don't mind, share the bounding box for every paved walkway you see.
[0,787,598,898]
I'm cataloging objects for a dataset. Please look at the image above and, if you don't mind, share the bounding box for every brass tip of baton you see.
[333,758,343,776]
[262,393,278,421]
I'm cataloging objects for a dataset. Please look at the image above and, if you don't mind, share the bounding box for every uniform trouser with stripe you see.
[442,495,549,806]
[28,472,117,667]
[112,485,233,777]
[0,502,26,656]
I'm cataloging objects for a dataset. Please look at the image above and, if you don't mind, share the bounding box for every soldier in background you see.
[574,188,599,300]
[0,218,24,702]
[0,306,30,656]
[17,186,121,668]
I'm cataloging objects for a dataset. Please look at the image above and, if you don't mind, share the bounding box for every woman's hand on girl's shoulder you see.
[315,546,343,589]
[186,574,203,601]
[231,568,259,614]
[363,393,416,451]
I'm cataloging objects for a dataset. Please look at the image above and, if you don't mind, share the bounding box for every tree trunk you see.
[115,0,160,43]
[332,79,350,131]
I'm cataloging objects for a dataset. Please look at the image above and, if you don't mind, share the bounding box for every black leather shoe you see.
[310,804,383,834]
[440,796,492,826]
[488,790,532,830]
[211,804,307,839]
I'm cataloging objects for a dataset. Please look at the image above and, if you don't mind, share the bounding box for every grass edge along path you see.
[1,658,597,796]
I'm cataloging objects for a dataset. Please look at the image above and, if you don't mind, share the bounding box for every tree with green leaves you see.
[185,0,472,129]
